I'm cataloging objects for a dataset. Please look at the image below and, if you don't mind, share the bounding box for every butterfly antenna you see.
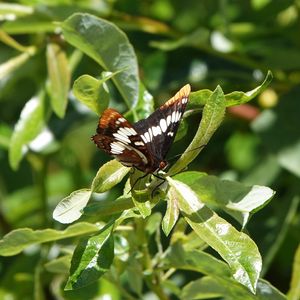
[167,144,207,162]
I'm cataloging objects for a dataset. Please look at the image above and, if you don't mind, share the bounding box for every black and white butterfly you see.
[92,84,191,174]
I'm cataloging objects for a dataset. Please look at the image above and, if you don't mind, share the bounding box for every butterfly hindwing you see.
[92,108,153,170]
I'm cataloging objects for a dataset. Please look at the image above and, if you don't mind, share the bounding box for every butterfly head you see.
[158,160,168,171]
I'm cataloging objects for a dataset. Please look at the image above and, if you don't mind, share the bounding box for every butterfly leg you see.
[151,173,166,198]
[129,171,150,194]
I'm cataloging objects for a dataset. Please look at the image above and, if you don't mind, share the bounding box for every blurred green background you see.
[0,0,299,299]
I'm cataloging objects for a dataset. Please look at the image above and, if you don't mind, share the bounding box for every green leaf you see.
[0,222,100,256]
[189,89,213,107]
[174,171,275,227]
[168,85,226,176]
[0,122,12,149]
[288,244,300,300]
[2,17,56,34]
[9,92,46,170]
[0,3,33,17]
[62,13,139,108]
[126,255,143,296]
[83,195,133,217]
[0,51,32,81]
[65,223,114,290]
[181,277,287,300]
[188,72,272,109]
[73,71,122,114]
[165,243,232,279]
[53,189,92,224]
[46,42,70,118]
[167,177,262,294]
[225,71,273,106]
[145,212,162,235]
[44,255,72,274]
[162,188,180,236]
[91,160,130,193]
[0,29,35,53]
[131,194,152,218]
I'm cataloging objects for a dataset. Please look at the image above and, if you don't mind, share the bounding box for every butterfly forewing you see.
[133,84,190,163]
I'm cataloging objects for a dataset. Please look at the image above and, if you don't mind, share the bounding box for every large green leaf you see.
[91,159,130,193]
[167,177,262,293]
[46,42,70,118]
[62,13,139,108]
[9,92,46,170]
[0,222,100,256]
[174,171,275,227]
[53,189,92,224]
[65,223,114,290]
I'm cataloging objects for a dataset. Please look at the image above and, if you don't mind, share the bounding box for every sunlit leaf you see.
[9,92,46,170]
[174,171,275,227]
[53,189,92,224]
[91,159,130,193]
[46,42,70,118]
[167,177,262,293]
[162,188,180,236]
[0,51,32,81]
[0,29,35,52]
[0,3,33,17]
[62,13,139,108]
[0,222,100,256]
[65,223,114,290]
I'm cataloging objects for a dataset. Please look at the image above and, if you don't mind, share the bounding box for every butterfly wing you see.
[133,84,190,163]
[92,108,154,170]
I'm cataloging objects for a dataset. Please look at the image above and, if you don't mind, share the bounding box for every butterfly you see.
[92,84,191,174]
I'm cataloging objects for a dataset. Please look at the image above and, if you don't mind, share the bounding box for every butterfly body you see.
[92,84,191,174]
